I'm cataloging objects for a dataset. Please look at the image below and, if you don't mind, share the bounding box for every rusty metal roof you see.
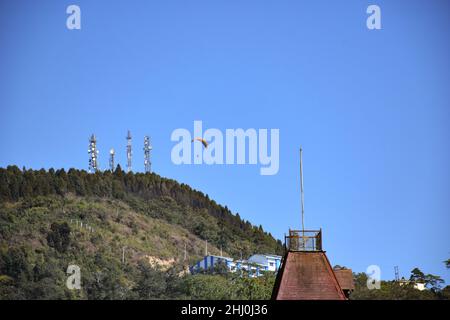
[272,251,346,300]
[333,268,355,291]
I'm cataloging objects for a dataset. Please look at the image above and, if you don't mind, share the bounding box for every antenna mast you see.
[109,148,115,172]
[88,134,99,173]
[126,130,132,173]
[394,266,400,281]
[143,135,152,173]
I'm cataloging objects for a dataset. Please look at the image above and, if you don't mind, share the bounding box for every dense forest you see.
[0,165,284,257]
[0,165,282,299]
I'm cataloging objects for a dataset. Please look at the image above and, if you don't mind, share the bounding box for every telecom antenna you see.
[109,148,115,172]
[143,135,152,173]
[126,130,132,173]
[88,134,99,173]
[394,266,400,281]
[300,147,305,248]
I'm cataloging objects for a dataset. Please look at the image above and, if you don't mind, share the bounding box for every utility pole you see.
[300,147,305,232]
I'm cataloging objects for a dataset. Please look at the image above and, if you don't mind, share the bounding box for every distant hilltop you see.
[0,165,283,259]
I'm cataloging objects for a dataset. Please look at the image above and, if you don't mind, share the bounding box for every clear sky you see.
[1,0,449,283]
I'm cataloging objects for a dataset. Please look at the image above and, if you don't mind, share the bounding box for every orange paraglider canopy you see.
[191,137,208,148]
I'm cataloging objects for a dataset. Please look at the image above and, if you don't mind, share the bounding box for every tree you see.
[183,274,233,299]
[6,165,22,200]
[410,268,425,282]
[424,274,444,292]
[0,247,30,280]
[134,262,167,299]
[0,169,11,201]
[47,222,71,253]
[409,268,444,292]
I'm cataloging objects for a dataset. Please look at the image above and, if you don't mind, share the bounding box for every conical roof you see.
[272,251,346,300]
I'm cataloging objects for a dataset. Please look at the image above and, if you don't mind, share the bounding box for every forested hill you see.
[0,165,283,299]
[0,165,283,258]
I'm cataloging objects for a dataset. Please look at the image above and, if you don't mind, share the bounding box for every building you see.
[398,278,426,291]
[189,255,234,274]
[248,254,282,272]
[333,267,355,298]
[271,150,352,300]
[190,253,282,277]
[271,229,347,300]
[234,259,265,277]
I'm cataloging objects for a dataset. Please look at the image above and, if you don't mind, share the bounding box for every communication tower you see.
[394,266,400,281]
[144,135,152,173]
[88,134,99,173]
[126,130,132,173]
[109,148,115,172]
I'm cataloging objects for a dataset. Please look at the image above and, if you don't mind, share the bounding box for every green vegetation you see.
[350,266,449,300]
[0,165,447,300]
[0,166,282,299]
[183,272,276,300]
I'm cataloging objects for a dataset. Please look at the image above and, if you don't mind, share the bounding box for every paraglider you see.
[191,137,208,148]
[170,121,279,175]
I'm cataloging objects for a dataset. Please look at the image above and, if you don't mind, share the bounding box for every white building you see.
[248,254,282,272]
[398,279,426,291]
[190,253,282,276]
[233,260,264,277]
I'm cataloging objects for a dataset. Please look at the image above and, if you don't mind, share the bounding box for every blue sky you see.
[0,0,449,283]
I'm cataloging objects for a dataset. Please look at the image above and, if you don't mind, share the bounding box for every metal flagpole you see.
[300,147,305,249]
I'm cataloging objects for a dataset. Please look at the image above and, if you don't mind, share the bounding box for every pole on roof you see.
[300,147,305,249]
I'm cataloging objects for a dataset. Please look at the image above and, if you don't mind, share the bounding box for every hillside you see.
[0,166,283,299]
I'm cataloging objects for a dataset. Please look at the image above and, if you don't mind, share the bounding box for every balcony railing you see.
[285,229,322,251]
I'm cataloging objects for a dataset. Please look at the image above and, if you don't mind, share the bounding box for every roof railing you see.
[285,229,322,252]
